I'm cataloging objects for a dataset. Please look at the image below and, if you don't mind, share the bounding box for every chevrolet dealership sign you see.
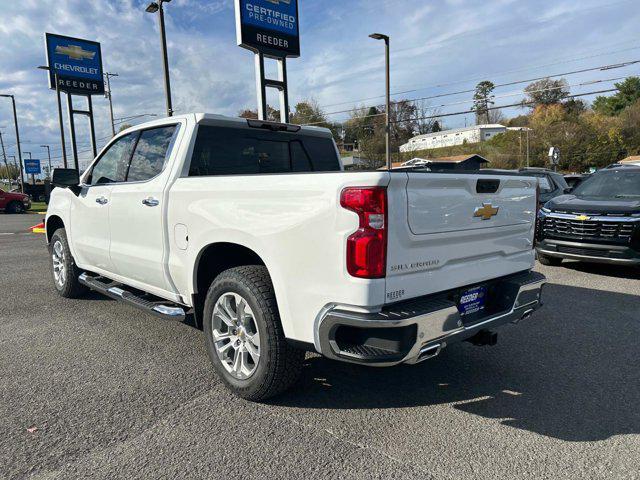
[45,33,105,95]
[235,0,300,58]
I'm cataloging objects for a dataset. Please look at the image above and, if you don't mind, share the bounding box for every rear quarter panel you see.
[167,171,390,343]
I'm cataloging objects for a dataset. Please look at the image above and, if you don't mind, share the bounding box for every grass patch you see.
[30,202,48,214]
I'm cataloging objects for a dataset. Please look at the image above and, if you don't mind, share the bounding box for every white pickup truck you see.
[46,114,545,401]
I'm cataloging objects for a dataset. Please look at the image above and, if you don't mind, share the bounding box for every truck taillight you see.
[340,187,387,279]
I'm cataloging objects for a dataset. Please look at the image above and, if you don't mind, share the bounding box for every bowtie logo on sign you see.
[265,0,291,4]
[54,44,96,61]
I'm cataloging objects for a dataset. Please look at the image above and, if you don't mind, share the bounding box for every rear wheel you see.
[49,228,88,298]
[203,265,304,401]
[6,201,24,214]
[538,253,563,266]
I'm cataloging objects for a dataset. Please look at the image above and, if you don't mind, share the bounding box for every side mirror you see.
[564,187,573,194]
[52,168,80,193]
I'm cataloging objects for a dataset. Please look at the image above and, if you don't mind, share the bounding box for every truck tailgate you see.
[385,172,537,304]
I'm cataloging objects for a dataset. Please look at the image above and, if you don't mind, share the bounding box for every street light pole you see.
[146,0,173,117]
[0,94,25,192]
[41,145,52,179]
[369,33,391,170]
[105,72,119,136]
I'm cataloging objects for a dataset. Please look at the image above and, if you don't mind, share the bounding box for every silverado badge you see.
[474,203,499,220]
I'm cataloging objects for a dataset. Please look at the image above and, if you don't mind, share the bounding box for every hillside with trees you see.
[237,76,640,172]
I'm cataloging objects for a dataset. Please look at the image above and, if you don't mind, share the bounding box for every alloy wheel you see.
[211,292,261,380]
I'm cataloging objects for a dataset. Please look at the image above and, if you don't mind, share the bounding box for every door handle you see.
[142,197,159,207]
[95,196,108,205]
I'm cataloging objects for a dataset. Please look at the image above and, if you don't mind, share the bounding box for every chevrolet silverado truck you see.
[46,114,545,401]
[0,187,31,213]
[537,164,640,266]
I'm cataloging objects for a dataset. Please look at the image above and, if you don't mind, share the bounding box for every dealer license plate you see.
[458,285,487,316]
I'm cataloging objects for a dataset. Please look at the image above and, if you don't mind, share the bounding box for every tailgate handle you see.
[476,179,500,194]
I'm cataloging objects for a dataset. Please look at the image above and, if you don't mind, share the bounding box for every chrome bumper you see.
[316,271,546,366]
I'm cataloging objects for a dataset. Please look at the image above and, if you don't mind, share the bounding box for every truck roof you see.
[120,113,333,139]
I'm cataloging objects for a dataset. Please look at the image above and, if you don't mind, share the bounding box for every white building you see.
[400,124,507,153]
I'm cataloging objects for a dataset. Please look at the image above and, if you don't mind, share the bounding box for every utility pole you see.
[526,127,530,168]
[41,145,52,179]
[369,33,391,170]
[104,72,119,136]
[146,0,173,117]
[0,94,25,192]
[0,131,9,185]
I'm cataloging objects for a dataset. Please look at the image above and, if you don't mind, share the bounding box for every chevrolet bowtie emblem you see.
[474,203,499,220]
[55,44,96,61]
[575,214,590,221]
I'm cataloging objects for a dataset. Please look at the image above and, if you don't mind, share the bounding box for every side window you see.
[88,134,136,185]
[126,126,178,182]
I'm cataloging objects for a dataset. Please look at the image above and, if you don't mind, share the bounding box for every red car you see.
[0,188,31,213]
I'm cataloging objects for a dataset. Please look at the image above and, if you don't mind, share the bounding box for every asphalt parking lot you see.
[1,214,639,479]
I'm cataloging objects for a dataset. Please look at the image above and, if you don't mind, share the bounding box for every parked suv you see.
[519,168,571,206]
[537,164,640,266]
[0,188,31,213]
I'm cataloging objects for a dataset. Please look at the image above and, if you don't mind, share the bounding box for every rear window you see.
[188,125,340,176]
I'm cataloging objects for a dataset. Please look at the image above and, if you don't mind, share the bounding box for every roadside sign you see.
[24,159,41,175]
[548,147,560,165]
[235,0,300,58]
[45,33,105,95]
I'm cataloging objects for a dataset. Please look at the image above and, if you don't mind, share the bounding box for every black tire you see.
[6,201,24,214]
[49,228,88,298]
[538,253,563,266]
[203,265,304,401]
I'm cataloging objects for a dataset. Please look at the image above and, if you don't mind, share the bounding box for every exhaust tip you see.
[418,343,442,361]
[511,308,535,324]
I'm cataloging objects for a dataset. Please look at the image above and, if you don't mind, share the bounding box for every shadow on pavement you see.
[273,283,640,442]
[558,260,640,280]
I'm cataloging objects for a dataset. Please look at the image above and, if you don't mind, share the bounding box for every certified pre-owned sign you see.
[235,0,300,58]
[45,33,105,95]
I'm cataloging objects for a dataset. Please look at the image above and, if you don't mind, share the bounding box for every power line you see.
[319,49,640,110]
[325,74,633,120]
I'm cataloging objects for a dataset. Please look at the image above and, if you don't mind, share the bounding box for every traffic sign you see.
[235,0,300,58]
[548,147,560,165]
[24,159,41,175]
[45,33,105,95]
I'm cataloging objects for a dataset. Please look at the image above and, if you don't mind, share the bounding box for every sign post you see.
[45,33,105,172]
[235,0,300,123]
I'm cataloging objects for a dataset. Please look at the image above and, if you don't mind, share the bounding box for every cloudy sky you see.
[1,0,639,170]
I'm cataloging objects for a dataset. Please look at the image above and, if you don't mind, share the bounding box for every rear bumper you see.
[315,270,546,366]
[537,239,640,265]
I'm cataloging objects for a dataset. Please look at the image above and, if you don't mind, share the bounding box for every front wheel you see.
[49,228,88,298]
[538,253,563,266]
[203,265,304,401]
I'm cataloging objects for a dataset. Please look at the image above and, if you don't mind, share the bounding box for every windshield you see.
[572,170,640,198]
